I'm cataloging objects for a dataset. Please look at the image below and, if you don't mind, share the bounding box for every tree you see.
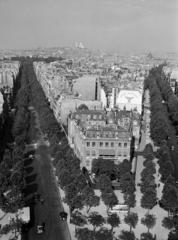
[119,172,135,194]
[141,166,156,180]
[94,227,113,240]
[63,184,84,211]
[160,161,174,181]
[119,230,135,240]
[0,215,24,238]
[88,212,105,232]
[124,193,136,209]
[98,174,112,191]
[143,143,154,157]
[168,229,178,240]
[141,214,156,233]
[150,115,169,145]
[143,160,155,169]
[83,188,100,213]
[140,232,155,240]
[101,191,118,211]
[141,188,157,210]
[161,183,178,213]
[58,169,74,188]
[72,173,87,193]
[92,158,118,179]
[70,211,87,227]
[124,212,138,232]
[162,217,174,230]
[168,95,178,124]
[118,159,131,176]
[75,227,93,240]
[107,213,120,232]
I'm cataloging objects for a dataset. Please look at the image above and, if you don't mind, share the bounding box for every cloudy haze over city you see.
[0,0,178,53]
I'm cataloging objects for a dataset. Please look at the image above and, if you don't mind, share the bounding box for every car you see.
[34,193,45,204]
[59,211,68,221]
[28,154,34,160]
[36,222,45,234]
[108,204,129,213]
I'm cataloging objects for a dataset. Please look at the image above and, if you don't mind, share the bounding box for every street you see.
[23,107,71,240]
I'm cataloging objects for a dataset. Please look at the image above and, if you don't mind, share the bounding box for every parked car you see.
[36,222,45,234]
[108,204,129,214]
[59,211,68,221]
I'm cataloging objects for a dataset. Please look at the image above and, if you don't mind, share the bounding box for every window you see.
[109,132,113,137]
[92,142,96,147]
[87,142,90,147]
[111,142,114,147]
[124,152,127,157]
[100,142,103,147]
[118,152,122,156]
[124,143,127,148]
[92,151,96,156]
[118,143,122,147]
[86,160,90,166]
[105,142,109,147]
[86,150,90,156]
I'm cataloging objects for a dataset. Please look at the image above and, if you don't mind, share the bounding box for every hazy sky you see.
[0,0,178,53]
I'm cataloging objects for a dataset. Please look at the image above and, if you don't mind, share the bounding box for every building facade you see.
[68,109,133,171]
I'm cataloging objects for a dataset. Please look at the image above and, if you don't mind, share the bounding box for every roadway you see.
[23,107,71,240]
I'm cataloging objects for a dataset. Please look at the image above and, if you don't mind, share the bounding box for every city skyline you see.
[0,0,178,54]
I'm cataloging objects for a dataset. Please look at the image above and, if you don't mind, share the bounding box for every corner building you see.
[68,109,132,171]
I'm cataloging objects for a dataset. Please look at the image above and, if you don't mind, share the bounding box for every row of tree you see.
[144,66,171,146]
[118,160,136,210]
[154,67,178,126]
[0,63,30,214]
[145,65,178,177]
[144,65,178,238]
[0,63,35,238]
[74,210,156,240]
[140,144,157,211]
[153,66,178,179]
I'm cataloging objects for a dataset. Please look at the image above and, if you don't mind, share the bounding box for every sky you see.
[0,0,178,54]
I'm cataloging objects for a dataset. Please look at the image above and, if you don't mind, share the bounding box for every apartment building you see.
[0,61,20,89]
[68,109,133,171]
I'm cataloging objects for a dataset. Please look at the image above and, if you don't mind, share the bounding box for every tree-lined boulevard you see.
[0,58,178,240]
